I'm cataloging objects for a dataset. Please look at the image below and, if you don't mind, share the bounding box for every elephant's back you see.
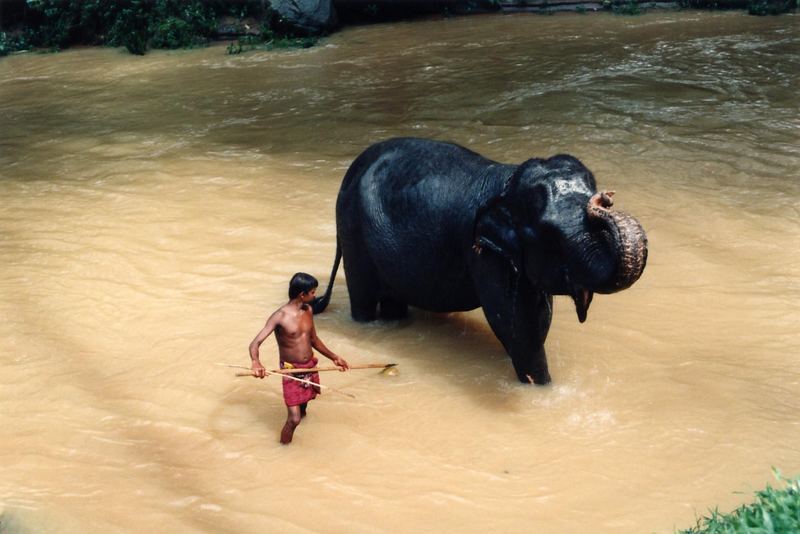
[341,137,503,222]
[336,138,513,310]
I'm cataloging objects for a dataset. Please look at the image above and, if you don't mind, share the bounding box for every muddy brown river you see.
[1,11,799,533]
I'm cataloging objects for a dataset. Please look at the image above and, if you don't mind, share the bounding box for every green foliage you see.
[679,470,800,534]
[677,0,748,7]
[747,0,797,13]
[365,3,380,18]
[0,32,11,56]
[151,17,194,49]
[215,0,266,19]
[15,0,312,54]
[0,31,31,56]
[227,32,318,55]
[225,7,320,55]
[226,34,260,55]
[25,0,77,48]
[150,0,217,46]
[613,0,644,14]
[268,36,318,50]
[108,1,149,55]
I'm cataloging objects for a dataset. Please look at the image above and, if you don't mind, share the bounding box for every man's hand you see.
[251,359,266,379]
[333,356,349,371]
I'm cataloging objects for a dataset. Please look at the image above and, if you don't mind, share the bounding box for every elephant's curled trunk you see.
[587,191,648,292]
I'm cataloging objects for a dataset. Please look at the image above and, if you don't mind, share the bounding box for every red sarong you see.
[281,357,321,407]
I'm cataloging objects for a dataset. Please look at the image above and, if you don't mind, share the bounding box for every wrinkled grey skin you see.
[314,138,648,384]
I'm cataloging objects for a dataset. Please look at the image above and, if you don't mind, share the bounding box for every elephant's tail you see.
[312,240,341,314]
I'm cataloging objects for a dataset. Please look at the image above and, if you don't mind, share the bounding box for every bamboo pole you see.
[223,364,356,399]
[223,363,396,374]
[270,363,397,375]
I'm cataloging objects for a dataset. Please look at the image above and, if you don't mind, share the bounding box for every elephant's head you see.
[474,155,648,322]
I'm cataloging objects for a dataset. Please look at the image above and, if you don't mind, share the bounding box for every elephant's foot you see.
[351,308,377,322]
[513,347,551,385]
[516,367,551,385]
[379,297,408,320]
[349,292,378,322]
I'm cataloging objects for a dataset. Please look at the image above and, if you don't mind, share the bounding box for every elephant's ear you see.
[472,196,522,274]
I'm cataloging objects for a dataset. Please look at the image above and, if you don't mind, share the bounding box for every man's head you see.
[289,272,319,301]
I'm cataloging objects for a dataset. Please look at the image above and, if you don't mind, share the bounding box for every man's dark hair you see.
[289,272,319,299]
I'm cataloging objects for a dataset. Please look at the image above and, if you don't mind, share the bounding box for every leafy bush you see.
[150,17,193,48]
[227,31,318,55]
[613,0,644,14]
[16,0,289,54]
[0,32,11,56]
[224,7,320,55]
[268,36,318,50]
[0,31,31,56]
[25,0,76,48]
[679,471,800,534]
[149,0,217,47]
[682,0,797,9]
[678,0,748,7]
[107,2,149,55]
[747,0,797,13]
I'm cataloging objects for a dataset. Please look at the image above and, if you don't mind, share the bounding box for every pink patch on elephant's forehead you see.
[552,179,592,196]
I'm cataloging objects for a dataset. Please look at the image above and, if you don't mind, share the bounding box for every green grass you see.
[679,470,800,534]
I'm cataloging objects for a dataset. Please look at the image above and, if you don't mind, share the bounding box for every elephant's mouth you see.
[571,287,593,323]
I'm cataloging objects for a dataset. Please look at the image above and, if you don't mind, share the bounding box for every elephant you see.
[313,137,648,384]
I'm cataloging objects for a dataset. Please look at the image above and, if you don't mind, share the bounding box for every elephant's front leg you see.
[471,253,553,384]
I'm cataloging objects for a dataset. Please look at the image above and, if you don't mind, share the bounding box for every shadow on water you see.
[318,298,542,411]
[202,326,516,458]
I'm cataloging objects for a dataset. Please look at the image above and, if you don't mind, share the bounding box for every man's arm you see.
[310,324,349,370]
[249,311,281,378]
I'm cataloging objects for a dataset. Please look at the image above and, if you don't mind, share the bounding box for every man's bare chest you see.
[276,311,312,342]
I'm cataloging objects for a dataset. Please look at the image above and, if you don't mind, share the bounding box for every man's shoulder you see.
[268,305,290,322]
[273,303,308,322]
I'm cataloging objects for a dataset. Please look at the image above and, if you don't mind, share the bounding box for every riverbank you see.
[679,472,800,533]
[496,0,794,13]
[1,0,796,56]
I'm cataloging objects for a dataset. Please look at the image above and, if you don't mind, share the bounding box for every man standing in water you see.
[249,272,349,444]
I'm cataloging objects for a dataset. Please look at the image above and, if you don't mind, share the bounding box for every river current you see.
[1,11,798,533]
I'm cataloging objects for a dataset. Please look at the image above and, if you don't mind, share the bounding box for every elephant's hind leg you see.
[342,246,380,322]
[379,296,408,320]
[346,275,379,322]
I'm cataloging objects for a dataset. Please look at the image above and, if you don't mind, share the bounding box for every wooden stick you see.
[246,369,355,399]
[224,363,396,375]
[224,365,356,399]
[271,363,397,375]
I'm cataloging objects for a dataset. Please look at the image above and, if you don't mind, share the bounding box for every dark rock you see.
[271,0,338,35]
